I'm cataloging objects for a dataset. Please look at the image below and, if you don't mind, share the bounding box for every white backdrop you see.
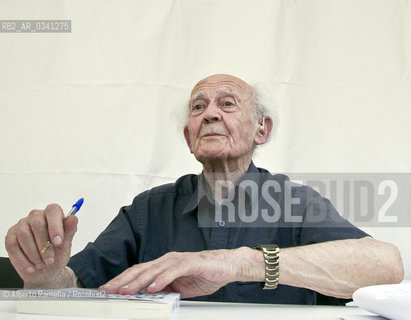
[1,0,410,279]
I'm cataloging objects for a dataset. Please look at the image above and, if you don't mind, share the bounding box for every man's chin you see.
[194,150,227,163]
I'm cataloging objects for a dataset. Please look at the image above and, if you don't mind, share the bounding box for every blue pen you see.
[41,198,84,254]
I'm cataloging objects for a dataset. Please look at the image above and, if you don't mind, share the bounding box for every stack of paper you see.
[9,288,180,320]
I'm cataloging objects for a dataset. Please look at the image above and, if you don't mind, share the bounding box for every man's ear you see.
[254,116,273,145]
[183,126,193,153]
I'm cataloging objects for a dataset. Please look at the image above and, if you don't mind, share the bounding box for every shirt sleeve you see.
[68,202,142,288]
[297,185,370,245]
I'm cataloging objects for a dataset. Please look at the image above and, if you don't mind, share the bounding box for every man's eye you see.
[193,104,203,110]
[223,101,234,107]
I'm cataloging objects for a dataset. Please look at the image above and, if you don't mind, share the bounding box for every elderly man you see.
[5,74,403,304]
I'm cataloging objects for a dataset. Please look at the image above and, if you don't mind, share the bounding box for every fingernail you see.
[45,258,54,265]
[99,284,110,291]
[122,285,129,289]
[26,266,35,273]
[148,282,156,288]
[53,236,62,245]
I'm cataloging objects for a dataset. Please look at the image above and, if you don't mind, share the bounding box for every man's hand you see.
[5,204,78,288]
[100,247,265,298]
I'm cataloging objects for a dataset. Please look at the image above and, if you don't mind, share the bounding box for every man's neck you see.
[201,157,252,203]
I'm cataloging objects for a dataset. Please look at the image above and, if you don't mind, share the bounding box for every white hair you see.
[250,83,280,141]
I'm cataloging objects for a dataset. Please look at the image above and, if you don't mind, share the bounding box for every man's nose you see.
[203,103,222,123]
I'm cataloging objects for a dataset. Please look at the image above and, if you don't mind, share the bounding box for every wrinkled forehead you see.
[190,75,253,102]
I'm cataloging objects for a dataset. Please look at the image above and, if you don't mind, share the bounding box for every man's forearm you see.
[24,266,82,289]
[238,237,403,299]
[277,237,404,298]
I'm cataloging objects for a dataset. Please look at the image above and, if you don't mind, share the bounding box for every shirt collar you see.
[182,161,261,215]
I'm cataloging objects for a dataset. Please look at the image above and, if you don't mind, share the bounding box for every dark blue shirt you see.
[68,162,368,304]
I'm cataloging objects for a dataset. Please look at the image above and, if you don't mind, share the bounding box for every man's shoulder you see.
[256,166,316,199]
[255,165,290,184]
[136,173,199,199]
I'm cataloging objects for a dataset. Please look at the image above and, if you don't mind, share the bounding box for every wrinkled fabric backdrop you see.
[1,0,410,279]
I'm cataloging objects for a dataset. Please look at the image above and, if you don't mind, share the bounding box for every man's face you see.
[184,74,260,164]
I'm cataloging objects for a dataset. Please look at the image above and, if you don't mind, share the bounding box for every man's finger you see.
[117,254,188,295]
[5,230,38,277]
[146,263,191,293]
[44,204,65,247]
[9,247,40,278]
[15,223,45,269]
[62,215,78,245]
[117,269,159,295]
[100,262,153,293]
[102,255,177,294]
[117,262,176,295]
[28,213,55,265]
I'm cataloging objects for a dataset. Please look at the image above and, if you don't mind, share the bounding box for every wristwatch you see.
[255,244,280,290]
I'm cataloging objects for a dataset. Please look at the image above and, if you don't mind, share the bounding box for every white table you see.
[0,300,385,320]
[172,301,385,320]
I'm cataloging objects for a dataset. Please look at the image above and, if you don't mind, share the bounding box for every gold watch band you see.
[255,244,279,290]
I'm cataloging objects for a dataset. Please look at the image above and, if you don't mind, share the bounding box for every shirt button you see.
[219,220,225,227]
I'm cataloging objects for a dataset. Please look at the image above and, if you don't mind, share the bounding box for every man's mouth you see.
[202,132,225,137]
